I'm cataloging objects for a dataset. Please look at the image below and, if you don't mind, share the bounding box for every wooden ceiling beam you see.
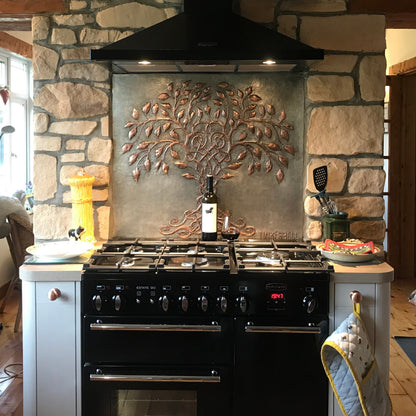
[0,17,31,31]
[348,0,416,14]
[0,0,66,15]
[0,1,67,32]
[348,1,416,29]
[0,32,32,59]
[386,13,416,29]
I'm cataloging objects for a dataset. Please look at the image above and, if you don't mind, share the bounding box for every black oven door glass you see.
[83,365,231,416]
[233,317,329,415]
[112,389,196,416]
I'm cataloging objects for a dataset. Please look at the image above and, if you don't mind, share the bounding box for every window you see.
[383,83,390,254]
[0,48,32,196]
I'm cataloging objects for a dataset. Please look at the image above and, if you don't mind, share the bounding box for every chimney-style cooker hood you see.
[91,0,324,73]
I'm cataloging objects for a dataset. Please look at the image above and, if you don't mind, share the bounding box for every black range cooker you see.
[81,239,332,416]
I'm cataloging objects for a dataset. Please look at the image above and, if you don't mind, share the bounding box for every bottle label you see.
[202,203,217,233]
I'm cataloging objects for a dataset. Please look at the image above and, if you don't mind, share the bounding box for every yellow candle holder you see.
[68,169,95,243]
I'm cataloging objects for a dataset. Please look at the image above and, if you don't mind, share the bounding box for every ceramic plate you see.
[317,244,380,263]
[26,241,94,260]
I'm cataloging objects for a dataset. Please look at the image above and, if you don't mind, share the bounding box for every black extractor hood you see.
[91,0,324,73]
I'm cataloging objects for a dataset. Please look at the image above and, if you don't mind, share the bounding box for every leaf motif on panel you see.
[121,80,296,237]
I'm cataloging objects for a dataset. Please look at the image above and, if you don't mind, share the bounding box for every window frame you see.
[0,47,33,196]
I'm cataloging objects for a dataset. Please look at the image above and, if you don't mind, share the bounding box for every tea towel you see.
[321,303,391,416]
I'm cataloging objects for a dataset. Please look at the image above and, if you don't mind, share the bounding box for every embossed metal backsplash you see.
[112,74,305,239]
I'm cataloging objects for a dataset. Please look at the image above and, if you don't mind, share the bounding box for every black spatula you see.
[313,165,327,193]
[312,166,329,213]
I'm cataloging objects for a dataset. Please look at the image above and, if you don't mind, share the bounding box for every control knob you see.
[303,295,318,314]
[112,294,122,312]
[217,296,228,313]
[237,296,248,313]
[198,295,209,313]
[92,294,103,312]
[179,295,189,312]
[159,295,170,312]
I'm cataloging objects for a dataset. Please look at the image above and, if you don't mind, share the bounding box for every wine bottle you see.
[201,174,218,241]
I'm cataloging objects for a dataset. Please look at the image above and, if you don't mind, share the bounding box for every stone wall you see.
[32,0,386,244]
[32,0,179,240]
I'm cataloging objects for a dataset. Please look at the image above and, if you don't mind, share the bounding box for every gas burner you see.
[256,250,286,266]
[92,254,124,266]
[289,251,318,261]
[176,256,209,267]
[130,246,160,254]
[165,245,206,255]
[119,256,155,268]
[162,255,212,269]
[187,246,205,255]
[101,244,132,254]
[83,239,332,273]
[121,257,135,267]
[238,250,282,269]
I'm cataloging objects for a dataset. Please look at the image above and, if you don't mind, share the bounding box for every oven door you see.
[83,315,233,365]
[233,317,328,415]
[83,364,231,416]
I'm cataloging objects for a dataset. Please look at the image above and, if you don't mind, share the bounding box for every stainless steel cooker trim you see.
[244,325,321,334]
[90,374,221,383]
[90,323,222,332]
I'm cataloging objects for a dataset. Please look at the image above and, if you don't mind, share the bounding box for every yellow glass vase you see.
[68,169,95,243]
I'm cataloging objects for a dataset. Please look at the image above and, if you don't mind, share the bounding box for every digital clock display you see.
[270,292,285,300]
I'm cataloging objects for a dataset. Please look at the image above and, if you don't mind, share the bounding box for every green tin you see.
[322,212,350,242]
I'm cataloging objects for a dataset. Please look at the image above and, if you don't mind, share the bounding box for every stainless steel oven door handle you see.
[244,324,321,334]
[90,374,221,383]
[90,323,222,332]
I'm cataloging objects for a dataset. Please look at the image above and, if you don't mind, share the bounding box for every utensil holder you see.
[322,212,350,242]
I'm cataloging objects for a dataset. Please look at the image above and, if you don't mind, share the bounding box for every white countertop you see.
[20,262,84,282]
[330,260,394,283]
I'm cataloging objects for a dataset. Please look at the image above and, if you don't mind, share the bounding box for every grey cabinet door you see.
[35,281,79,416]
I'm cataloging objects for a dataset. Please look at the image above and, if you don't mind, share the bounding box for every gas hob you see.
[82,239,333,274]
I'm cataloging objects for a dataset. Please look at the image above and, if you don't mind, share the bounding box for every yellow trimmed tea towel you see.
[321,303,391,416]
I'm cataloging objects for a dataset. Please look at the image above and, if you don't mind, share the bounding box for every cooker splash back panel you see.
[112,74,305,239]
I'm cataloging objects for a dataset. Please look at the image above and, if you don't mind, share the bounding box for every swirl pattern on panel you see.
[122,80,295,238]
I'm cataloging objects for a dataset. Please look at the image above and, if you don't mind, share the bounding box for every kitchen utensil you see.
[312,165,330,213]
[313,165,338,214]
[314,165,330,208]
[313,165,328,193]
[312,192,329,214]
[327,200,338,215]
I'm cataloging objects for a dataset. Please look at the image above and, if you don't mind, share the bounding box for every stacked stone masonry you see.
[32,0,386,244]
